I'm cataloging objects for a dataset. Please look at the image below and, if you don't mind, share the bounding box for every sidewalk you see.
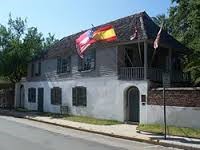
[0,109,200,150]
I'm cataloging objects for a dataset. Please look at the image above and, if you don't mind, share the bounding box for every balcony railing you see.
[147,68,163,82]
[171,71,190,83]
[119,67,144,80]
[119,67,190,83]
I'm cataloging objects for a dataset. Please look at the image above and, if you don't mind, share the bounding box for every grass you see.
[137,124,200,139]
[15,107,30,112]
[42,113,121,125]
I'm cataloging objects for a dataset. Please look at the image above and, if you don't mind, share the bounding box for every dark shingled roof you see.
[44,11,188,59]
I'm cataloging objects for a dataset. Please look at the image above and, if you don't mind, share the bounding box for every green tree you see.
[168,0,200,85]
[0,15,57,84]
[168,0,200,50]
[152,14,170,32]
[153,0,200,85]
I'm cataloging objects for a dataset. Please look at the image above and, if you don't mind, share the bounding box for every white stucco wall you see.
[147,105,200,128]
[15,77,148,122]
[15,83,20,108]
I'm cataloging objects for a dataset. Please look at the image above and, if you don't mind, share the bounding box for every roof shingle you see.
[44,11,188,59]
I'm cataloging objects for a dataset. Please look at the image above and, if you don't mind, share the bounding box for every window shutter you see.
[28,88,31,102]
[77,87,81,106]
[33,88,36,102]
[51,88,54,104]
[57,87,62,105]
[82,87,87,106]
[57,57,61,73]
[31,64,34,77]
[72,87,77,106]
[38,62,41,75]
[67,56,71,72]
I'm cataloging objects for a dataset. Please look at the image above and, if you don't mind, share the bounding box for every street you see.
[0,115,179,150]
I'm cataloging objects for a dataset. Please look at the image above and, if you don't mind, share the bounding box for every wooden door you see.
[38,88,44,112]
[128,87,140,122]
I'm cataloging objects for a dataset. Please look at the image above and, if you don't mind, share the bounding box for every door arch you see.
[19,85,25,108]
[125,86,140,123]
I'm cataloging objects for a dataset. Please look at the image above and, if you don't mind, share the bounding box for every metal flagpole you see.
[163,86,167,140]
[162,72,169,140]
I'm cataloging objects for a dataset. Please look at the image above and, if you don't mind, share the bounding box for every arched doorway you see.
[125,86,140,123]
[19,85,25,108]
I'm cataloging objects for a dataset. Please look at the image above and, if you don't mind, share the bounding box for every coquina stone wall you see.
[148,88,200,107]
[146,88,200,128]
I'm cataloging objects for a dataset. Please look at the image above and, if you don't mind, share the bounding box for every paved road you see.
[0,116,180,150]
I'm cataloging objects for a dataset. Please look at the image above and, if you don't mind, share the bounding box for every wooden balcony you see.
[119,67,144,80]
[118,67,190,83]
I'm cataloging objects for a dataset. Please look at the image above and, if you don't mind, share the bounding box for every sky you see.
[0,0,171,40]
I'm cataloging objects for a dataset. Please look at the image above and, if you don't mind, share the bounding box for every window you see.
[51,87,62,105]
[78,50,95,71]
[57,56,71,74]
[35,62,41,76]
[31,64,34,77]
[28,88,36,103]
[38,62,41,76]
[72,86,87,106]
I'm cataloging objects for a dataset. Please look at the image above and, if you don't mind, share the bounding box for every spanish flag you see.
[93,25,117,42]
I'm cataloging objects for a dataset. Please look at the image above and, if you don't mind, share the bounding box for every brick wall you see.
[148,88,200,107]
[0,89,14,108]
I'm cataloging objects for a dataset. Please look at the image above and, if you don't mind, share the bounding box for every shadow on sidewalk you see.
[0,109,66,119]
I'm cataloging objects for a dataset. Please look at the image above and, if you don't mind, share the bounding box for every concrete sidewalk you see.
[0,109,200,150]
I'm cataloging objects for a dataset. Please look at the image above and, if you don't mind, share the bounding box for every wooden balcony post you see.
[144,41,148,80]
[169,48,172,72]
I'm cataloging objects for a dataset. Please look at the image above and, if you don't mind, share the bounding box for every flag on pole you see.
[93,25,117,42]
[75,25,117,58]
[130,27,138,40]
[75,30,96,58]
[153,23,163,49]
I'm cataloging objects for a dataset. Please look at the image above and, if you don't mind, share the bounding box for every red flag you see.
[75,25,117,58]
[154,23,163,49]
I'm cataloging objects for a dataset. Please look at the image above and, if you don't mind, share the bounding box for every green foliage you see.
[153,0,200,84]
[168,0,200,50]
[152,14,170,31]
[0,15,57,84]
[42,112,122,125]
[137,124,200,139]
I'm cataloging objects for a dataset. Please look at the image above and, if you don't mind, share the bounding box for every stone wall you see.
[146,88,200,128]
[0,89,14,108]
[148,88,200,107]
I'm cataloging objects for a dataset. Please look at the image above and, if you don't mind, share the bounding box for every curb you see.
[0,111,199,150]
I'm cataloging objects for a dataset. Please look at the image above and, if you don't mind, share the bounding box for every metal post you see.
[163,87,167,139]
[144,42,148,80]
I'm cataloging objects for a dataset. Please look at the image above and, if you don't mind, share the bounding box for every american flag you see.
[75,30,96,58]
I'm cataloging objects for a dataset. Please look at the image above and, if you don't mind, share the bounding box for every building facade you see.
[15,12,192,125]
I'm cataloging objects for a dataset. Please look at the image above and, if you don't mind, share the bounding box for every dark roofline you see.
[31,11,190,61]
[141,12,190,52]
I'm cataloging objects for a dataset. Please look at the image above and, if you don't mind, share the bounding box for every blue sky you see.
[0,0,171,39]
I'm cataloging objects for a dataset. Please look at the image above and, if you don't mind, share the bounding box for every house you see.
[15,12,192,125]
